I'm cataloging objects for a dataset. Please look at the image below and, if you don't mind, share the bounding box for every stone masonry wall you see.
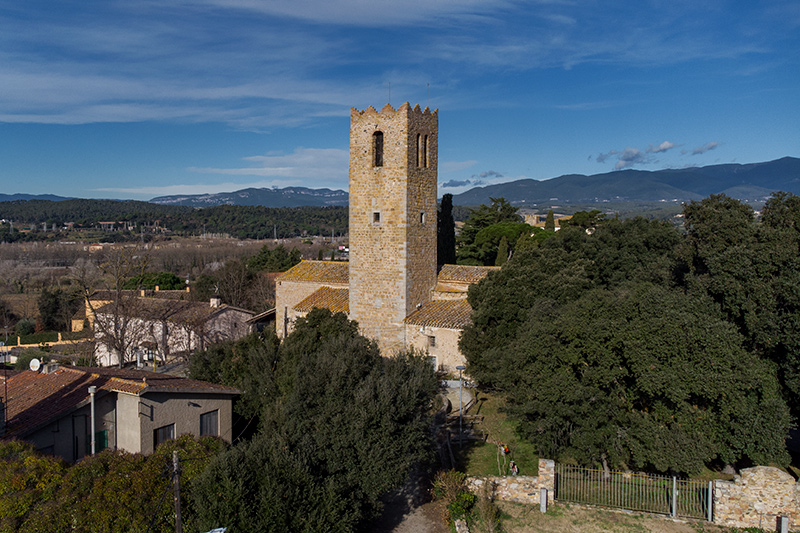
[405,324,464,373]
[274,280,345,338]
[714,466,800,530]
[467,459,555,506]
[470,460,800,531]
[348,103,438,355]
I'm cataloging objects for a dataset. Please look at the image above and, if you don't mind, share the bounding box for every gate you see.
[554,463,712,520]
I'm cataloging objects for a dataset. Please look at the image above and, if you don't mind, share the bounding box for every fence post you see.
[671,476,677,518]
[707,481,713,522]
[540,488,548,513]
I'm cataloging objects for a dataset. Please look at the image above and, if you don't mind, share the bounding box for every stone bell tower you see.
[348,102,438,354]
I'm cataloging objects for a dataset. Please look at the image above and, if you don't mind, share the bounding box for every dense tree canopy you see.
[0,200,348,242]
[37,287,82,331]
[191,309,439,531]
[246,243,302,272]
[0,436,223,533]
[461,202,795,474]
[457,197,522,265]
[122,271,185,290]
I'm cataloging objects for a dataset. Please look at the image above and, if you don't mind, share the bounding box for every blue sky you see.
[1,0,798,200]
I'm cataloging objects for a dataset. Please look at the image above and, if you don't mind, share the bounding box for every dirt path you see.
[369,468,450,533]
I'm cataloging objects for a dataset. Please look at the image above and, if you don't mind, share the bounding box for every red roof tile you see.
[277,260,349,284]
[294,287,350,314]
[437,264,499,284]
[404,300,474,329]
[2,366,238,439]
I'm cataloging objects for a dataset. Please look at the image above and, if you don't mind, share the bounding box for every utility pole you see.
[456,365,466,448]
[173,450,183,533]
[88,386,96,455]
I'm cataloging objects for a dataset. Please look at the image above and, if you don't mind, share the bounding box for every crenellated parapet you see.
[351,102,438,119]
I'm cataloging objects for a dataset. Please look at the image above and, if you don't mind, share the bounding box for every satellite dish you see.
[29,358,41,372]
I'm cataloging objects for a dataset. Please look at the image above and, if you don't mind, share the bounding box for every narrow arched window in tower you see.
[422,135,428,168]
[373,131,384,167]
[416,134,422,167]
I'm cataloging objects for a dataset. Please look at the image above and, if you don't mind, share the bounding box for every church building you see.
[275,103,496,372]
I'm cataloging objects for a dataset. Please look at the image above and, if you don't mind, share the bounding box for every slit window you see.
[373,131,384,167]
[373,211,381,224]
[420,212,426,224]
[422,135,428,168]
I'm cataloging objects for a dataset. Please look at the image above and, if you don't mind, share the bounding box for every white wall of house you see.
[94,306,254,367]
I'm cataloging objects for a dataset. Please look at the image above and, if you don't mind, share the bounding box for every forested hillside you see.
[0,199,348,241]
[461,192,800,475]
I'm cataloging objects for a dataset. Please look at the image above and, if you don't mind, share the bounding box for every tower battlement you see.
[351,102,438,119]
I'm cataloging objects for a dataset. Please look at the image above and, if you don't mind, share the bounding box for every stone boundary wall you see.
[467,459,555,506]
[714,466,800,530]
[469,460,800,532]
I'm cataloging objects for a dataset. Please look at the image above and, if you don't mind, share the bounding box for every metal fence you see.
[554,463,712,520]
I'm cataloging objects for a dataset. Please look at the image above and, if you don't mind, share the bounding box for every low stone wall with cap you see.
[467,458,555,506]
[469,460,800,532]
[714,466,800,530]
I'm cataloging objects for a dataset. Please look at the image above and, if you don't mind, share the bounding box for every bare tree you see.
[75,246,151,368]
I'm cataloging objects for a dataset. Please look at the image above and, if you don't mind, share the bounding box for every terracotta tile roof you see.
[294,287,350,314]
[404,299,474,329]
[437,264,499,284]
[2,366,238,439]
[277,260,349,284]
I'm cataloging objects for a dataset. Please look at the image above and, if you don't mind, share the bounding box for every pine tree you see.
[437,193,456,266]
[544,210,555,232]
[495,236,509,266]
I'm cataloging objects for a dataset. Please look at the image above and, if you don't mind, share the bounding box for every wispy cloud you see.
[441,169,505,188]
[646,141,676,153]
[187,0,521,26]
[597,141,677,169]
[442,179,474,188]
[0,0,788,128]
[189,147,348,179]
[690,141,720,155]
[94,180,304,197]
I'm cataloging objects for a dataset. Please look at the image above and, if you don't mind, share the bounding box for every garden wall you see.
[467,458,555,506]
[470,460,799,532]
[714,466,799,531]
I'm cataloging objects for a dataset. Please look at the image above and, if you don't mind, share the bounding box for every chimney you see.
[154,285,160,291]
[42,362,60,374]
[210,297,222,308]
[140,289,146,297]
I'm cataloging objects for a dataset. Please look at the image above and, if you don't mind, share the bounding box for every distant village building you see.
[0,364,238,462]
[275,103,496,371]
[86,291,253,367]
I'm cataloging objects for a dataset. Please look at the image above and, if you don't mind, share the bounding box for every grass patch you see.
[455,391,539,477]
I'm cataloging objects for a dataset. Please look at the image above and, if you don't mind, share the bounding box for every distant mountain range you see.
[150,187,349,207]
[0,193,71,202]
[3,157,798,209]
[452,157,800,206]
